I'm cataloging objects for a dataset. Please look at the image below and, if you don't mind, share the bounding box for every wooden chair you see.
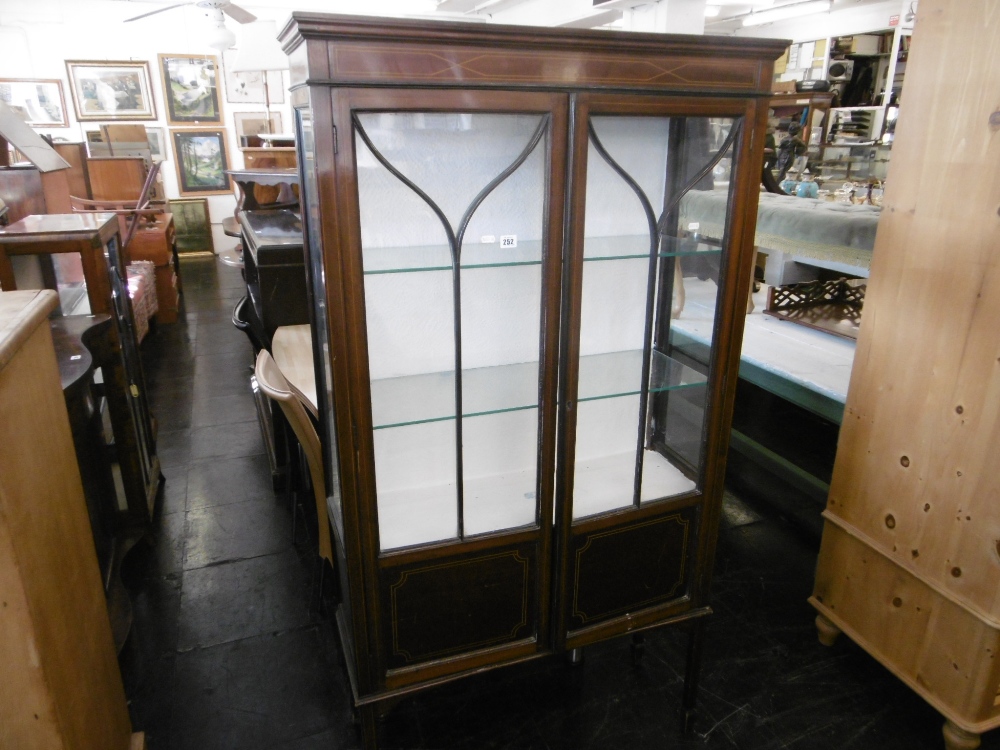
[254,349,333,565]
[70,160,164,249]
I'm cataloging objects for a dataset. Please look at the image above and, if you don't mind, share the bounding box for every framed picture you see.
[234,111,283,139]
[65,60,156,121]
[222,59,284,105]
[146,127,167,162]
[167,198,215,254]
[158,53,222,126]
[171,128,231,196]
[0,79,68,127]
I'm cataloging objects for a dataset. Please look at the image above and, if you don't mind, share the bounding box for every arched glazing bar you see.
[587,118,741,507]
[352,113,550,539]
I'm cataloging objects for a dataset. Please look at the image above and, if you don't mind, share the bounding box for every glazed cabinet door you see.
[557,95,758,645]
[332,89,567,686]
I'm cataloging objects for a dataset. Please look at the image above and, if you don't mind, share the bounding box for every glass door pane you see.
[354,112,549,550]
[572,115,738,520]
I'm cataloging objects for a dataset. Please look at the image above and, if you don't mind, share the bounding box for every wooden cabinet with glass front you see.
[280,13,786,748]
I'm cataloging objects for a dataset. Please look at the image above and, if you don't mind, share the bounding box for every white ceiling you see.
[107,0,894,31]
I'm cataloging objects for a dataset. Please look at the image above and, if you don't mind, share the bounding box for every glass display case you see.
[0,213,161,528]
[282,13,785,748]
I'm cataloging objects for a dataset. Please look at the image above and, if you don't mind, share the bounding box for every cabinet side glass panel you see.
[297,106,345,543]
[572,115,737,521]
[354,112,547,549]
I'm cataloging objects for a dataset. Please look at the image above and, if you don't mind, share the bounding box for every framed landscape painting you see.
[0,79,68,127]
[171,128,231,196]
[167,197,215,254]
[65,60,155,121]
[158,53,222,126]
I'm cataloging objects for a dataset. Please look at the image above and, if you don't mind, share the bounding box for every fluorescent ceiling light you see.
[705,6,721,17]
[742,0,830,26]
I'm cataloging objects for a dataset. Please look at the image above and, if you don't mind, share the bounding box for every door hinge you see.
[333,125,338,154]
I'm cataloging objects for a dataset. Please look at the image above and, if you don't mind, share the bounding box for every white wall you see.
[0,0,296,252]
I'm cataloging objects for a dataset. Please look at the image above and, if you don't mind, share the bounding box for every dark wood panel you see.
[87,157,147,201]
[53,143,92,200]
[567,506,697,630]
[282,12,787,66]
[0,168,45,223]
[380,543,536,669]
[327,43,761,91]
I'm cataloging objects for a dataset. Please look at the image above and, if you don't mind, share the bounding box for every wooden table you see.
[271,323,316,415]
[226,167,299,212]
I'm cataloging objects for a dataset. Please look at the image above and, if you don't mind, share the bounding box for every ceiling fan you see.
[124,1,256,51]
[124,1,257,26]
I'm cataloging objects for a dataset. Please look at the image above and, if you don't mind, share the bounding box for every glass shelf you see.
[363,240,543,275]
[370,349,706,430]
[577,350,706,403]
[360,234,721,275]
[583,234,721,262]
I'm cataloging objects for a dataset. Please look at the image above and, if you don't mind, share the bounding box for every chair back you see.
[254,349,333,564]
[69,161,165,248]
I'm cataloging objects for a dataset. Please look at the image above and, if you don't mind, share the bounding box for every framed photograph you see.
[171,128,231,196]
[0,79,68,127]
[222,59,284,105]
[158,53,222,126]
[146,127,167,162]
[65,60,156,121]
[167,198,215,254]
[234,111,283,139]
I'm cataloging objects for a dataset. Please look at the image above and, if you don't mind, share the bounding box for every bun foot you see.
[942,720,980,750]
[815,613,841,647]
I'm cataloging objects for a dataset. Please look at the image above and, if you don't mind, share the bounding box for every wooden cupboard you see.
[810,2,1000,749]
[0,289,143,749]
[280,13,785,747]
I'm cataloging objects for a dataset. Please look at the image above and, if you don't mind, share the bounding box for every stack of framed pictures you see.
[54,52,290,214]
[158,53,232,197]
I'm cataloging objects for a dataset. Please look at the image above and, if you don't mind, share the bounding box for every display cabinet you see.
[0,213,161,530]
[282,14,785,747]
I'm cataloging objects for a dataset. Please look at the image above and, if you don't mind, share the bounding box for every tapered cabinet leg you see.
[942,720,980,750]
[815,614,841,647]
[358,704,379,750]
[681,620,706,734]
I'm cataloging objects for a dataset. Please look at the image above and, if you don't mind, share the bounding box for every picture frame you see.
[158,53,222,126]
[65,60,156,121]
[233,111,283,139]
[222,57,284,105]
[0,79,69,127]
[171,128,231,196]
[146,127,167,162]
[167,197,215,254]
